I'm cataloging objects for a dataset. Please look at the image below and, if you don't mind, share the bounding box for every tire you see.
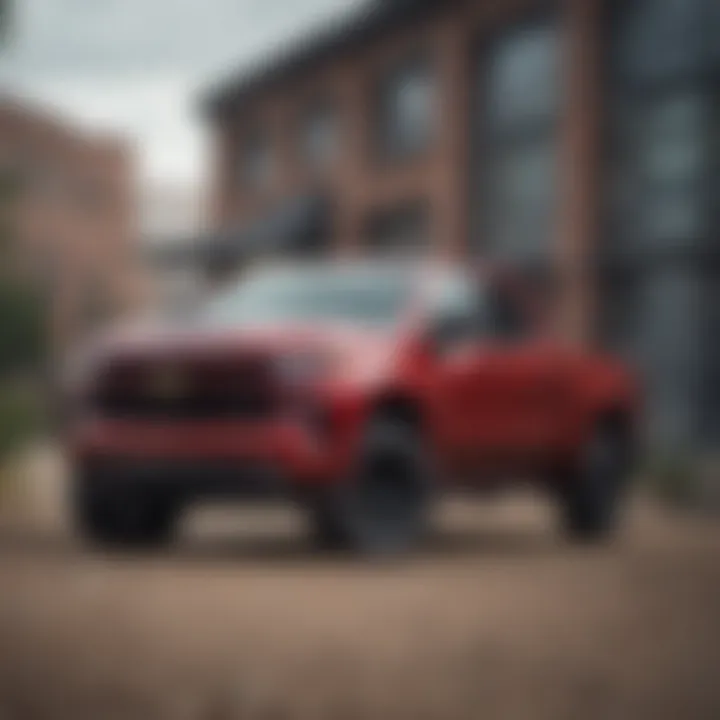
[310,417,434,557]
[559,423,630,542]
[74,483,178,551]
[309,500,350,552]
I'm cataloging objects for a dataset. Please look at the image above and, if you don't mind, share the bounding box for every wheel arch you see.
[592,402,638,469]
[369,390,427,439]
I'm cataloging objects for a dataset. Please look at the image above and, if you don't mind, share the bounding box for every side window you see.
[428,274,483,346]
[484,283,530,341]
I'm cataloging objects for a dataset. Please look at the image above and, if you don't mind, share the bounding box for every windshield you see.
[202,265,414,328]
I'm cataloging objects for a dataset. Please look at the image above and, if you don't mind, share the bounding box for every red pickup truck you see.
[68,261,638,555]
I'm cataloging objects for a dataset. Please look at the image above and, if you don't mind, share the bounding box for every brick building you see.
[0,97,140,350]
[200,0,719,449]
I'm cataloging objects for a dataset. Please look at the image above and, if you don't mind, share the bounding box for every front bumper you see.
[70,418,345,492]
[78,457,292,501]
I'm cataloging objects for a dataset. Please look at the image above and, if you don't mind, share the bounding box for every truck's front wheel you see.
[311,417,433,556]
[74,483,178,551]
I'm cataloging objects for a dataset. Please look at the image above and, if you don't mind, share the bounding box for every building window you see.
[300,102,339,171]
[605,0,719,257]
[239,131,274,191]
[375,55,435,160]
[485,23,561,129]
[365,201,430,254]
[606,90,713,254]
[612,0,711,86]
[603,0,719,446]
[471,18,561,262]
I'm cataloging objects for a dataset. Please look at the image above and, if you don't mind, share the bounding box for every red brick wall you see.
[209,0,604,342]
[0,100,139,350]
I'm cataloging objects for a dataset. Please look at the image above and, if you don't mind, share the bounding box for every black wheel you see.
[311,417,434,557]
[74,483,178,551]
[559,423,630,542]
[309,500,350,552]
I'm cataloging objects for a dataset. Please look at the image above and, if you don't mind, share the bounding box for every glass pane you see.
[607,90,712,252]
[641,185,705,242]
[380,59,434,157]
[486,22,560,128]
[614,0,707,83]
[641,93,708,184]
[486,141,556,259]
[638,93,709,245]
[429,273,478,321]
[397,72,433,129]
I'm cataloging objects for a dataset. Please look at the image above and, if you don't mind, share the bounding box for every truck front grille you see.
[93,356,278,421]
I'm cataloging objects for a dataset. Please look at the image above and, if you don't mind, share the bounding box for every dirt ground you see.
[0,490,719,720]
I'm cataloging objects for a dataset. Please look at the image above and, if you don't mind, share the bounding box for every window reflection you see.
[641,94,707,183]
[486,24,560,129]
[487,142,556,258]
[604,0,718,445]
[376,56,435,159]
[614,0,708,83]
[473,18,560,261]
[641,186,704,243]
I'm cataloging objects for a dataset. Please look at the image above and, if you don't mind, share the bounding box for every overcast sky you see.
[2,0,364,189]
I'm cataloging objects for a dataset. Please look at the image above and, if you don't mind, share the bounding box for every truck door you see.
[468,280,570,464]
[424,272,489,475]
[426,272,570,477]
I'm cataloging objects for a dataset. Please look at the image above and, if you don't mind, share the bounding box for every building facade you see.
[203,0,720,449]
[0,98,140,351]
[141,182,210,312]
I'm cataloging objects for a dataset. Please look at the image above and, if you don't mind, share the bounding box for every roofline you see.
[199,0,447,118]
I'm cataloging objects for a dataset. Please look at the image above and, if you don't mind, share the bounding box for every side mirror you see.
[427,314,473,352]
